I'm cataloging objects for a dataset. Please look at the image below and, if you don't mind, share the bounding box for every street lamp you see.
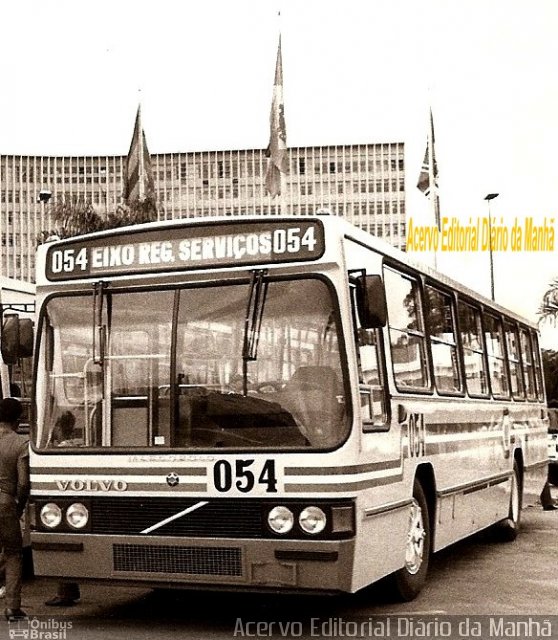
[484,193,499,301]
[37,189,52,204]
[37,189,53,237]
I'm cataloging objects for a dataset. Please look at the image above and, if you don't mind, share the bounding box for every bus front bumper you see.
[31,533,356,593]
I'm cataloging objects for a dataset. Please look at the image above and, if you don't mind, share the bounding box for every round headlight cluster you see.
[66,503,89,529]
[299,506,326,534]
[39,502,89,530]
[40,503,62,529]
[267,506,294,534]
[267,505,327,535]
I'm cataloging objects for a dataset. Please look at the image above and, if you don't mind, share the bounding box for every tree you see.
[539,280,558,326]
[37,195,158,244]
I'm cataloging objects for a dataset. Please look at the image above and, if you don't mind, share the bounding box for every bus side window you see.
[384,267,430,390]
[458,300,489,397]
[520,328,536,399]
[530,331,545,402]
[505,321,525,400]
[425,285,462,394]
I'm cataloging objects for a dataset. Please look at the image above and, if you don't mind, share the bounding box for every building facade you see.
[0,142,405,281]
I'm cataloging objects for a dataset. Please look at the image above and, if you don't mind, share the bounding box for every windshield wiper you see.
[241,269,268,395]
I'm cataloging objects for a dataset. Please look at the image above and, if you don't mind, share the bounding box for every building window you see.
[298,158,306,175]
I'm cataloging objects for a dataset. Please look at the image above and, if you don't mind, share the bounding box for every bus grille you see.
[113,543,243,576]
[91,498,263,538]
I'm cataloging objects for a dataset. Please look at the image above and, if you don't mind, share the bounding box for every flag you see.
[265,38,289,197]
[417,108,440,228]
[123,105,155,204]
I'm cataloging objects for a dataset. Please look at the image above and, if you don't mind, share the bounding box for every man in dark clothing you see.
[0,398,29,621]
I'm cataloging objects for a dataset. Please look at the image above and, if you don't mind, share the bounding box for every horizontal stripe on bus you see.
[420,424,540,437]
[285,473,403,492]
[437,472,511,498]
[31,467,208,477]
[30,474,206,484]
[363,498,413,518]
[31,485,208,496]
[423,441,499,456]
[284,459,402,476]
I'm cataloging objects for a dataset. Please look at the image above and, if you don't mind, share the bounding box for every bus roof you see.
[335,215,539,329]
[0,277,36,296]
[38,212,538,330]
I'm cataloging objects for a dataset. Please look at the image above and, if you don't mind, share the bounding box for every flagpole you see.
[137,104,145,203]
[280,173,287,215]
[428,125,437,269]
[427,108,439,269]
[277,11,286,214]
[264,32,288,207]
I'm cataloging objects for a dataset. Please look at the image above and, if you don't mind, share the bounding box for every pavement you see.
[8,577,150,620]
[4,487,558,620]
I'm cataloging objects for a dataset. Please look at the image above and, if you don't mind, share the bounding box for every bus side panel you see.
[351,412,412,591]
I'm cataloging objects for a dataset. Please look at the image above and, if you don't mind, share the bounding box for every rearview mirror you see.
[356,274,387,329]
[1,314,34,364]
[18,318,34,358]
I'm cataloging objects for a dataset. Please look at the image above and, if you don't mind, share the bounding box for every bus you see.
[0,277,36,570]
[21,214,547,600]
[0,277,35,409]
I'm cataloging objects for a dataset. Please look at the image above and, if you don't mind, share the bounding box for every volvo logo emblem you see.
[166,472,180,487]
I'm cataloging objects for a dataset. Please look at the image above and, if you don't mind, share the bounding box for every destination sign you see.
[45,220,325,281]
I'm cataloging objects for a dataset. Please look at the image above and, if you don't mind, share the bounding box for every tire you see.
[496,461,522,542]
[390,479,431,601]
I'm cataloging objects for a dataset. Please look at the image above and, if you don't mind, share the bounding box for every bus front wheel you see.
[390,479,431,601]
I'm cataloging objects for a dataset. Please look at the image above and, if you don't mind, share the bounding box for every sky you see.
[1,0,558,345]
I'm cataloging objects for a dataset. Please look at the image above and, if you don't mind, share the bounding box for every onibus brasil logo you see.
[8,617,73,639]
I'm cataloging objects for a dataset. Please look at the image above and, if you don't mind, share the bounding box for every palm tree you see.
[539,280,558,326]
[37,195,158,244]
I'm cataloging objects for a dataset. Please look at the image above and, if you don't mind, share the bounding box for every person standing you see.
[0,398,29,621]
[540,481,557,510]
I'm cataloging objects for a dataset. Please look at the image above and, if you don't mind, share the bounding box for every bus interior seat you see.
[282,365,344,445]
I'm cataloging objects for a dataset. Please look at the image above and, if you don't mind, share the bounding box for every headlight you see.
[66,503,89,529]
[267,506,294,534]
[40,503,62,529]
[299,506,327,534]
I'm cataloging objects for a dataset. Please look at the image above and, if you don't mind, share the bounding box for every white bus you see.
[21,214,547,600]
[0,277,35,567]
[0,277,35,408]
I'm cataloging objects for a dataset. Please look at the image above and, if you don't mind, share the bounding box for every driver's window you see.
[352,288,388,429]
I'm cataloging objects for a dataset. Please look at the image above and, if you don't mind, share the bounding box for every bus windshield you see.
[35,276,348,451]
